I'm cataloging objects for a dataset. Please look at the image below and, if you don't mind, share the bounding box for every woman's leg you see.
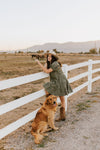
[45,90,51,97]
[59,96,65,108]
[56,96,66,121]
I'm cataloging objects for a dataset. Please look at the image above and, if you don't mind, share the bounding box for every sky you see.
[0,0,100,50]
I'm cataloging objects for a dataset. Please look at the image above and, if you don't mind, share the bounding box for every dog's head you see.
[44,95,57,109]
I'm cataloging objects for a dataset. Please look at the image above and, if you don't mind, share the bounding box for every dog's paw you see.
[53,127,59,130]
[41,133,48,136]
[35,140,40,144]
[43,133,48,136]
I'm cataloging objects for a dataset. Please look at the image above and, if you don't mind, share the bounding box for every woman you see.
[35,50,73,121]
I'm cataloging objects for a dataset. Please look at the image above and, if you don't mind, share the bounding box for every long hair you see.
[47,55,61,69]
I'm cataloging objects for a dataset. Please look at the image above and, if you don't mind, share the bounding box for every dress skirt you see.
[43,61,73,96]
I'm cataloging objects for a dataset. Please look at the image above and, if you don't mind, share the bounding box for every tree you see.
[53,49,60,53]
[89,48,97,54]
[53,49,57,53]
[99,48,100,54]
[46,50,49,53]
[37,50,44,53]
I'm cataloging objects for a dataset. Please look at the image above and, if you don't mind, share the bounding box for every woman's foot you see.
[55,107,66,121]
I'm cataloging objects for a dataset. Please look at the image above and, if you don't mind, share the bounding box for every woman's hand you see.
[35,59,40,64]
[35,59,42,66]
[35,59,53,73]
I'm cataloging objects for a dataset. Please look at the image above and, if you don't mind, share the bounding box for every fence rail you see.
[0,59,100,140]
[0,72,49,91]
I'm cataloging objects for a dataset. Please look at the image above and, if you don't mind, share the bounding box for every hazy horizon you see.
[0,0,100,50]
[0,40,99,51]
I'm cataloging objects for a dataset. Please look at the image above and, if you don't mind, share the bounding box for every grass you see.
[37,136,48,148]
[0,141,6,150]
[86,100,91,103]
[71,119,79,124]
[0,53,100,80]
[37,136,56,148]
[86,92,98,95]
[92,100,98,103]
[83,136,89,139]
[13,96,21,100]
[75,97,98,112]
[38,143,45,148]
[76,101,91,112]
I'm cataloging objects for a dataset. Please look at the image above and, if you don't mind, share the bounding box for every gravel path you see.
[1,80,100,150]
[37,94,100,150]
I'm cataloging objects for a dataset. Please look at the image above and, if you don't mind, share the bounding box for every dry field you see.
[0,53,100,150]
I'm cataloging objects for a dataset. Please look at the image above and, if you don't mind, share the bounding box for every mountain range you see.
[21,40,100,53]
[1,40,100,53]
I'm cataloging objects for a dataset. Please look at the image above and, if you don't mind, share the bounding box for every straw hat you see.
[47,50,59,60]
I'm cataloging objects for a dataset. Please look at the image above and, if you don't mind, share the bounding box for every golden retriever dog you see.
[31,95,58,144]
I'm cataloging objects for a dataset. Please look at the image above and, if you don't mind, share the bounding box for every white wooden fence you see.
[0,59,100,140]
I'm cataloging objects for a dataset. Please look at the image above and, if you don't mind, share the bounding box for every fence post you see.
[88,59,92,93]
[63,64,68,112]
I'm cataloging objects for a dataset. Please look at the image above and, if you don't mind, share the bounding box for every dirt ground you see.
[33,80,100,150]
[0,78,100,150]
[0,53,100,150]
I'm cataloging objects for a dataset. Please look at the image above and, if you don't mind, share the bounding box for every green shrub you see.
[89,48,97,54]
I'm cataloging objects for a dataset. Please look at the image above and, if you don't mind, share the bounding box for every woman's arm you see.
[44,63,47,68]
[35,59,53,73]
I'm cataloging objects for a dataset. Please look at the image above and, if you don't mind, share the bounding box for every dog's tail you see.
[31,130,43,144]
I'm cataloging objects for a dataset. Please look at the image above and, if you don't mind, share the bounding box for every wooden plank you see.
[69,72,88,83]
[92,60,100,64]
[68,81,88,97]
[0,109,39,140]
[68,62,88,71]
[0,72,49,91]
[0,89,45,115]
[92,68,100,74]
[92,76,100,82]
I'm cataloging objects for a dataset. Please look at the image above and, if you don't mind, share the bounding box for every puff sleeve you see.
[50,61,60,71]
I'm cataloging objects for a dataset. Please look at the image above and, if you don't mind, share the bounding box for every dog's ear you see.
[46,99,50,105]
[40,103,43,105]
[46,93,51,97]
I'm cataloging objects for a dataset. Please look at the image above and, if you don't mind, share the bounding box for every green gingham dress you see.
[43,61,73,96]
